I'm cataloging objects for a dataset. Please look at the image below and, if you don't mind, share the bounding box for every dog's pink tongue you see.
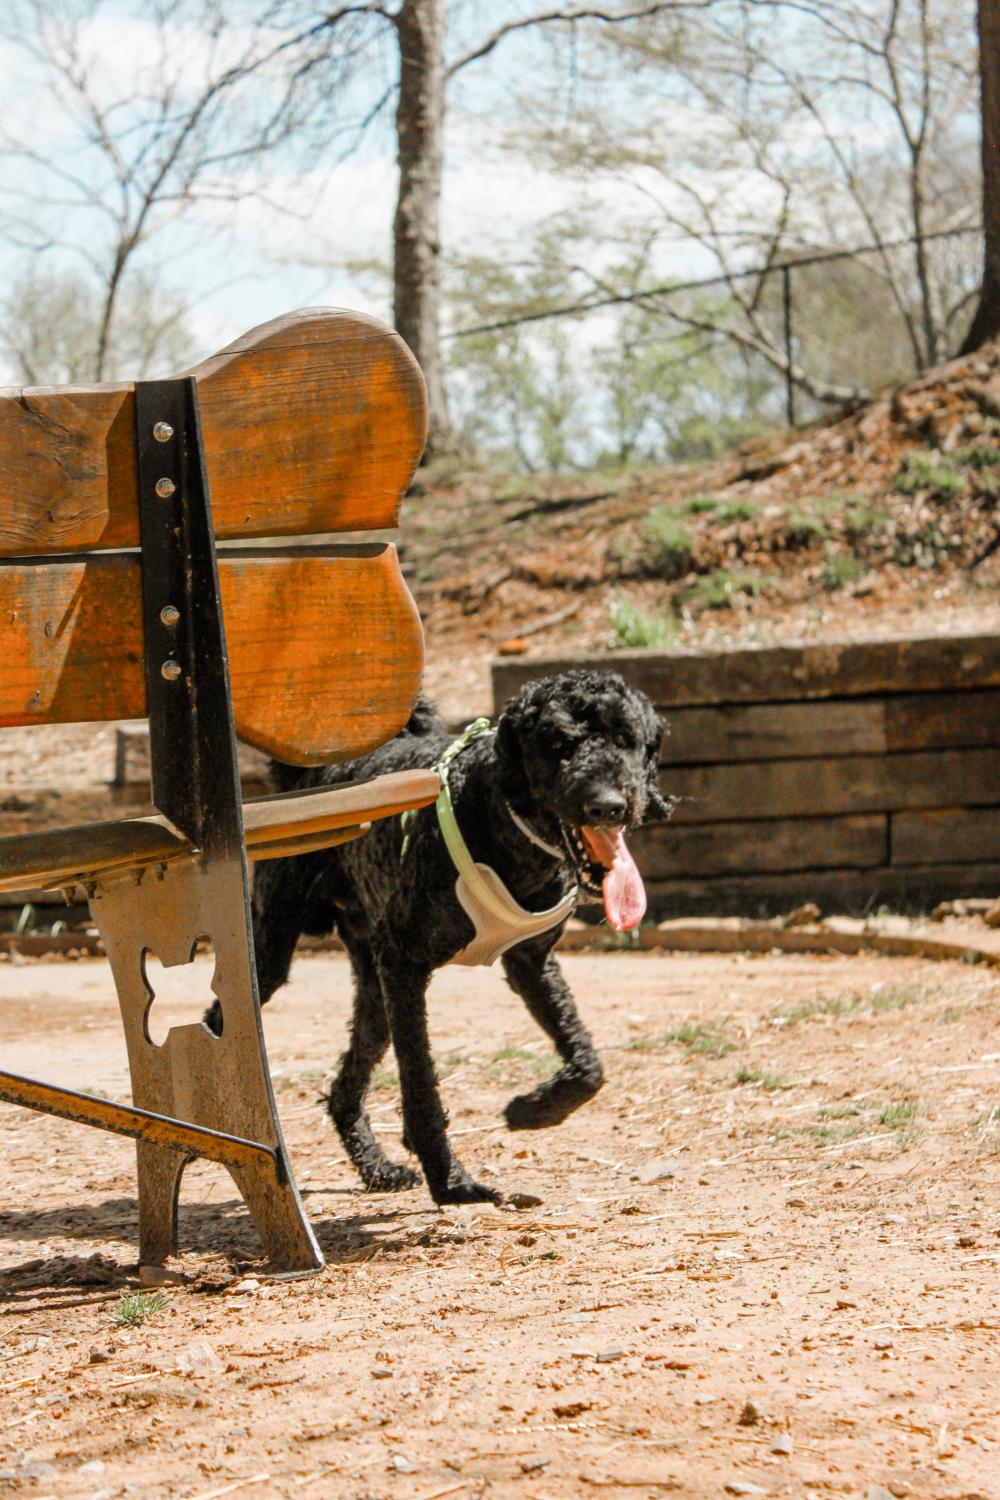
[581,825,646,931]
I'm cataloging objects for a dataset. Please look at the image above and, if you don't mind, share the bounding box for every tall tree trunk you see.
[394,0,452,454]
[961,0,1000,353]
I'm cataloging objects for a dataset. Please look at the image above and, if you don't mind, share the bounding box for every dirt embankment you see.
[407,343,1000,716]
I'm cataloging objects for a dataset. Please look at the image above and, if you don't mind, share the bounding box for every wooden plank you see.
[662,699,886,764]
[883,689,1000,753]
[492,632,1000,710]
[558,917,1000,967]
[660,688,1000,765]
[0,770,439,893]
[0,544,424,764]
[891,807,1000,866]
[641,862,1000,919]
[112,724,269,802]
[631,814,887,877]
[660,748,1000,824]
[0,308,427,556]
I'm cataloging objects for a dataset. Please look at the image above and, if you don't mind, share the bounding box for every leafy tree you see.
[513,0,980,406]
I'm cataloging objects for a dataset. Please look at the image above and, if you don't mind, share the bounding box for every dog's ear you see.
[642,707,675,821]
[495,698,533,808]
[643,706,667,767]
[645,785,678,822]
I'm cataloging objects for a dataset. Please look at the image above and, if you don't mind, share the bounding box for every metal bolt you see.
[153,421,174,443]
[161,659,182,682]
[155,477,176,499]
[160,604,180,627]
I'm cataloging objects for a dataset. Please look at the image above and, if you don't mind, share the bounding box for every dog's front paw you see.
[505,1071,602,1130]
[363,1161,422,1193]
[431,1170,502,1206]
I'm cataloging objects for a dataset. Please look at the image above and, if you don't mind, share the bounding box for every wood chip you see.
[107,1371,160,1391]
[581,1477,681,1491]
[412,1483,472,1500]
[188,1475,271,1500]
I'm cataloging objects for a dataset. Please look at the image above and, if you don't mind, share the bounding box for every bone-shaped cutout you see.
[141,944,220,1046]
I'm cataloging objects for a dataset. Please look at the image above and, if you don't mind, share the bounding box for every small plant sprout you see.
[696,569,772,610]
[680,492,721,515]
[111,1289,169,1328]
[607,595,678,648]
[893,450,964,498]
[640,507,692,578]
[821,555,864,591]
[735,1065,791,1090]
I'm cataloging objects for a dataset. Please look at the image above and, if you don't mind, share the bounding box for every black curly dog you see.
[210,671,670,1205]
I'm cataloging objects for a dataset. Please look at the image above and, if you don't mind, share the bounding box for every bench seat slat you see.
[0,309,427,556]
[0,546,424,764]
[0,769,439,893]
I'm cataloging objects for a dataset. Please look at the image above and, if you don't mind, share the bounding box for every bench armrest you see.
[0,770,439,895]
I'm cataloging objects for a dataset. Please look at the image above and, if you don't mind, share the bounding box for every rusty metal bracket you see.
[0,377,324,1273]
[72,378,324,1272]
[135,377,245,857]
[0,1069,282,1177]
[90,858,321,1271]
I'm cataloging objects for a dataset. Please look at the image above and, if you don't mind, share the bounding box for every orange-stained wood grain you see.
[0,771,439,893]
[0,545,424,764]
[0,309,427,556]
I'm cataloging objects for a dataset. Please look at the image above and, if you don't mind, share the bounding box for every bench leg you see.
[136,1141,190,1266]
[91,857,323,1273]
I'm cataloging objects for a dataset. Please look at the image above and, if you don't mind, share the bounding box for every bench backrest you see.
[0,308,427,764]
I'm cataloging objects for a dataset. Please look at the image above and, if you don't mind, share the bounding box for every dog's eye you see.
[613,732,633,750]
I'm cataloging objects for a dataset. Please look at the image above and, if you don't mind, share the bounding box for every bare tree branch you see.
[446,1,718,79]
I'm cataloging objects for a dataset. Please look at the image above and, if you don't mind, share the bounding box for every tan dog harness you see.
[403,718,577,967]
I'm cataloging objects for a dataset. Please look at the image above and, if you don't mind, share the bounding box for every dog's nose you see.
[583,791,627,825]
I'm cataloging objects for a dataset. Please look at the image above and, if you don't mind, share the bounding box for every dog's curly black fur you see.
[209,670,670,1206]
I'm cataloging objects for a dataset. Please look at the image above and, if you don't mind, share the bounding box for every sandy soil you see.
[2,948,999,1499]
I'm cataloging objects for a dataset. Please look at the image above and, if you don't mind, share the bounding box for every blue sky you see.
[0,0,981,380]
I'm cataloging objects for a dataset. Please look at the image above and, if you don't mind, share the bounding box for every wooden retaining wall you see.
[492,632,1000,917]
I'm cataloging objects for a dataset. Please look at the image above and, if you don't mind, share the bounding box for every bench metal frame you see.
[0,377,325,1272]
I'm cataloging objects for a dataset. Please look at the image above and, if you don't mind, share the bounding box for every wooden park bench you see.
[0,309,439,1274]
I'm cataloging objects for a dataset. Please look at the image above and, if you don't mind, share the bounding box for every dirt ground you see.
[1,948,999,1500]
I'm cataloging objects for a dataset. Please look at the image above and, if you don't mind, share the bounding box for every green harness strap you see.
[399,716,492,863]
[399,717,577,966]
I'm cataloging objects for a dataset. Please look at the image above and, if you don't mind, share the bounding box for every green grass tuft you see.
[821,555,864,591]
[775,993,856,1025]
[869,984,932,1014]
[878,1100,920,1129]
[696,569,773,610]
[370,1064,399,1091]
[714,499,756,523]
[680,492,721,515]
[894,450,964,498]
[735,1065,791,1090]
[607,596,678,648]
[952,443,1000,470]
[111,1290,169,1328]
[784,507,830,544]
[486,1047,557,1081]
[665,1022,739,1059]
[640,507,693,578]
[843,496,889,536]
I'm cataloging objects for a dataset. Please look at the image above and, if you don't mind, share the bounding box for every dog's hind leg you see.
[202,858,307,1036]
[327,921,421,1192]
[373,933,501,1206]
[501,936,604,1130]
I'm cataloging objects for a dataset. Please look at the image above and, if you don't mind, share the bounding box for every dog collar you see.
[504,802,565,860]
[402,717,577,966]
